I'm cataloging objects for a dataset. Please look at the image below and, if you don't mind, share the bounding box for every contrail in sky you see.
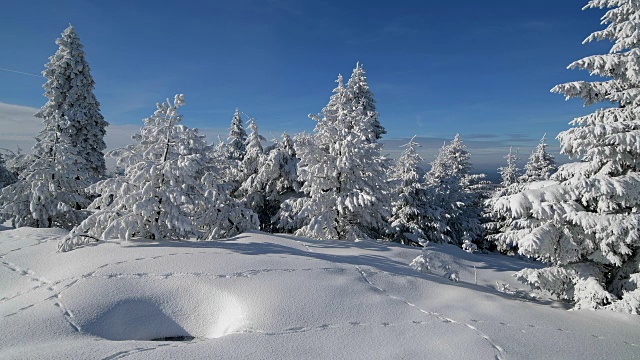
[0,67,42,78]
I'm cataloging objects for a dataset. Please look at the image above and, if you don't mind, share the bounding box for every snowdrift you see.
[1,227,638,359]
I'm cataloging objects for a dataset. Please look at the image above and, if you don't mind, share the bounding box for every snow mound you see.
[75,282,244,341]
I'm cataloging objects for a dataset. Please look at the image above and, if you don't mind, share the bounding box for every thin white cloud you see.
[0,101,228,160]
[0,102,42,152]
[0,102,140,156]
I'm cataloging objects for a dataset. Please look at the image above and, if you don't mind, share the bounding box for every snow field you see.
[1,228,639,359]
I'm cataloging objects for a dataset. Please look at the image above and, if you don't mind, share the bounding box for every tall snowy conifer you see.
[235,116,266,216]
[492,0,640,312]
[0,110,90,229]
[242,117,265,179]
[424,134,483,244]
[388,137,441,245]
[0,25,106,228]
[498,147,521,187]
[36,25,108,181]
[345,62,386,141]
[239,133,301,231]
[227,108,247,161]
[485,147,525,253]
[521,134,557,182]
[280,72,390,240]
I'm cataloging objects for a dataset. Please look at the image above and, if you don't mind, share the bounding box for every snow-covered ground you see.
[1,226,638,359]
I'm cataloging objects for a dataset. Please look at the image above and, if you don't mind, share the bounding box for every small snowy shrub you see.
[496,282,516,295]
[461,233,478,253]
[410,254,431,274]
[439,263,460,282]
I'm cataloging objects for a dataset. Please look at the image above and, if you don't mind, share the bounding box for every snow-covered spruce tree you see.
[60,95,201,249]
[424,134,483,244]
[279,74,390,240]
[227,108,247,161]
[242,117,265,181]
[484,147,523,242]
[0,25,108,229]
[235,116,266,214]
[196,134,259,240]
[59,95,255,251]
[521,134,557,183]
[209,135,238,194]
[499,147,521,188]
[277,132,314,233]
[388,136,443,245]
[36,25,108,181]
[0,110,90,229]
[238,133,301,232]
[197,171,259,240]
[485,147,529,252]
[492,0,640,312]
[345,62,386,141]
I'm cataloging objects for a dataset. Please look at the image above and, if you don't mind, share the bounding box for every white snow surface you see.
[1,226,638,359]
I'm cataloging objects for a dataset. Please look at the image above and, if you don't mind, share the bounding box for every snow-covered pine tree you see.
[227,108,247,161]
[0,108,90,229]
[235,116,267,217]
[238,133,301,232]
[484,147,526,252]
[209,135,238,194]
[521,134,557,182]
[424,134,483,244]
[345,62,386,141]
[280,73,390,240]
[0,25,109,229]
[242,116,265,180]
[36,25,108,182]
[59,95,211,250]
[491,0,640,312]
[498,147,521,187]
[197,172,259,240]
[388,136,442,245]
[423,141,461,244]
[277,132,314,233]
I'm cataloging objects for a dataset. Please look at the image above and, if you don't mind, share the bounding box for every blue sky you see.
[0,0,613,177]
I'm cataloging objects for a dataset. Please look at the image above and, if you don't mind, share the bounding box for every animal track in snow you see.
[2,266,349,318]
[102,347,158,360]
[462,318,640,349]
[241,319,454,337]
[100,336,205,359]
[0,258,80,332]
[1,260,52,292]
[59,267,347,286]
[355,265,506,360]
